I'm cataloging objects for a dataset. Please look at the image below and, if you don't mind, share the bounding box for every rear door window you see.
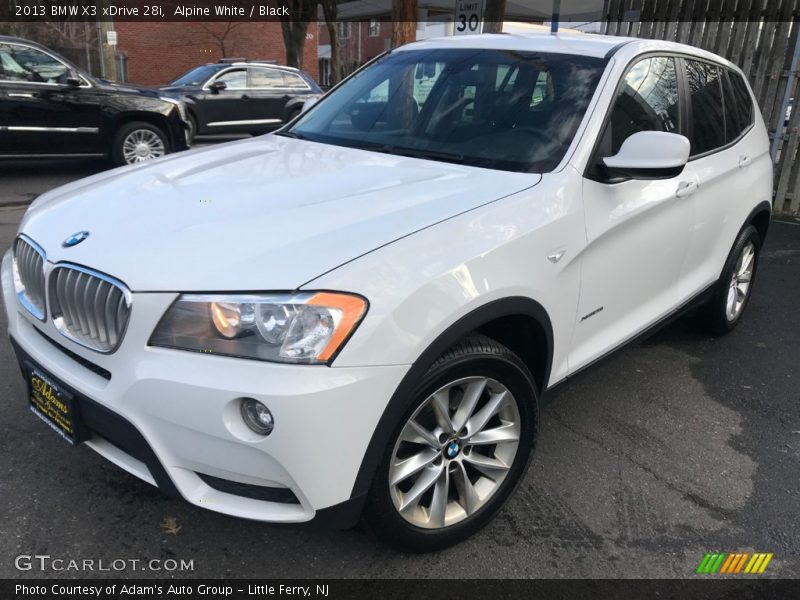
[686,60,726,155]
[283,72,310,89]
[249,67,284,89]
[723,69,754,142]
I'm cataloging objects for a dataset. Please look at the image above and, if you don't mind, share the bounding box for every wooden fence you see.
[601,0,800,214]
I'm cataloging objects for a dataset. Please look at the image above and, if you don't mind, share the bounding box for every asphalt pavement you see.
[0,158,798,579]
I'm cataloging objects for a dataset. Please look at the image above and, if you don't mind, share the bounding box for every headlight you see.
[159,96,188,122]
[149,292,367,364]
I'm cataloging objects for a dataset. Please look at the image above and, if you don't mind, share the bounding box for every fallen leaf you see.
[160,517,181,535]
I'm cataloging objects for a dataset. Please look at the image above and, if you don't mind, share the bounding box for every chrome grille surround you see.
[48,264,132,353]
[12,235,47,321]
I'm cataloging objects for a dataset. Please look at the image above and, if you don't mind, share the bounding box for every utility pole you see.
[551,0,561,33]
[96,2,116,79]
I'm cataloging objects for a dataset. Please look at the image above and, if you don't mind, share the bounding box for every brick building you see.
[315,0,547,87]
[114,22,318,86]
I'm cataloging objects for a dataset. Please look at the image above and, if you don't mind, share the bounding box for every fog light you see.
[240,398,274,436]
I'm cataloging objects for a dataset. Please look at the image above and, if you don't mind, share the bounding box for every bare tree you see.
[319,0,341,84]
[391,0,417,48]
[483,0,507,34]
[195,21,245,57]
[0,20,98,73]
[280,0,318,69]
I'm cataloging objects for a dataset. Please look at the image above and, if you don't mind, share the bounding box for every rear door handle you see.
[676,180,698,198]
[738,155,752,168]
[241,94,250,100]
[8,93,34,98]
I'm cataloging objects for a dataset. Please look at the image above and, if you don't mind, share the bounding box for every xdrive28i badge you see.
[62,231,89,248]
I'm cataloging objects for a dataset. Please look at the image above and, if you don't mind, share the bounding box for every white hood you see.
[19,135,540,291]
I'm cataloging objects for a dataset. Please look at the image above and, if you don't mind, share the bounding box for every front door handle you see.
[8,93,34,98]
[738,155,752,168]
[676,180,698,198]
[241,94,250,100]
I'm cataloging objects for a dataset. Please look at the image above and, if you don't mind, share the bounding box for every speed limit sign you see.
[454,0,485,35]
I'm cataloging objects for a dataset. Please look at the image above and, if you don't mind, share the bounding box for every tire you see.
[702,224,761,335]
[364,334,538,552]
[111,121,169,166]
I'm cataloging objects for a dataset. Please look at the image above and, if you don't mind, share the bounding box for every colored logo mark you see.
[62,231,90,248]
[696,552,773,575]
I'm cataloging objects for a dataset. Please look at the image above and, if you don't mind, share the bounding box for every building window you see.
[337,22,351,39]
[368,19,380,37]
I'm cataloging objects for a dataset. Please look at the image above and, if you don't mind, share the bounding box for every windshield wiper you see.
[376,144,465,164]
[274,130,309,140]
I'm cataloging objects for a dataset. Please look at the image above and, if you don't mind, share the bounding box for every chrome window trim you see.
[0,41,92,88]
[48,263,132,354]
[202,67,247,91]
[0,126,99,133]
[203,66,312,92]
[207,118,282,127]
[0,153,105,158]
[12,234,47,321]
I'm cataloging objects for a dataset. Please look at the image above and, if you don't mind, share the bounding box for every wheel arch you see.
[746,200,772,243]
[348,296,553,501]
[284,97,306,121]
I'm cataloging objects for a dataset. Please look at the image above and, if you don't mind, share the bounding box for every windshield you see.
[170,65,221,87]
[287,48,605,172]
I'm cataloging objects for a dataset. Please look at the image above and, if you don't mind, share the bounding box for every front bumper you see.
[2,250,407,524]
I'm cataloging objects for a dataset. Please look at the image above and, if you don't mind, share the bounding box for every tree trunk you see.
[280,1,316,69]
[320,0,341,84]
[483,0,507,34]
[391,0,417,48]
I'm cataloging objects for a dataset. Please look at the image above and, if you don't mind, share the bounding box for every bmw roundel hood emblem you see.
[62,231,90,248]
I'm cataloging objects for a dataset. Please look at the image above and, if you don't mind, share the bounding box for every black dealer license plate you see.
[27,365,80,445]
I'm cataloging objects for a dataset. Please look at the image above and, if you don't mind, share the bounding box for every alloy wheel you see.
[388,376,521,529]
[122,129,166,163]
[725,240,755,322]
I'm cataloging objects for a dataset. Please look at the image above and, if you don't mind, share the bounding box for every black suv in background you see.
[0,36,189,165]
[160,61,322,139]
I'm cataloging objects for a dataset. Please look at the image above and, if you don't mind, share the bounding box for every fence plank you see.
[762,1,796,129]
[629,0,646,38]
[688,0,710,49]
[700,0,723,51]
[712,1,737,57]
[677,0,696,44]
[639,0,658,39]
[619,0,634,36]
[605,0,621,35]
[728,0,754,66]
[652,0,670,40]
[752,1,781,104]
[740,0,766,79]
[774,73,800,212]
[770,17,800,129]
[664,0,683,42]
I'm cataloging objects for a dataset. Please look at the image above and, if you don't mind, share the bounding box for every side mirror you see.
[301,97,319,113]
[208,81,227,93]
[602,131,690,180]
[65,73,82,87]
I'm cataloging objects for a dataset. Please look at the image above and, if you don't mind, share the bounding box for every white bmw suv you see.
[2,33,771,551]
